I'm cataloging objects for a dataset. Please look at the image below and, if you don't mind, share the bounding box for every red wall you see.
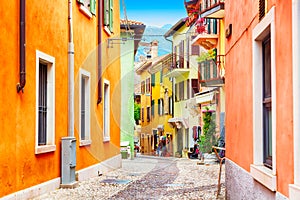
[225,0,294,197]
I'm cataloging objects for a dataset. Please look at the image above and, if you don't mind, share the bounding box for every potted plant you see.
[198,107,217,154]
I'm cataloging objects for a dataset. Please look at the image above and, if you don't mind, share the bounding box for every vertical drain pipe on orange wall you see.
[68,0,75,137]
[17,0,26,93]
[97,0,102,104]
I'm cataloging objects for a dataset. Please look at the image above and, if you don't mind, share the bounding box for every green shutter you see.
[151,100,155,116]
[109,0,113,32]
[151,74,155,87]
[213,19,217,34]
[77,0,84,4]
[207,19,211,34]
[104,0,109,26]
[90,0,96,15]
[158,99,161,115]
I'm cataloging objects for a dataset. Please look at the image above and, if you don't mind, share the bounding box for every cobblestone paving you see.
[33,156,225,200]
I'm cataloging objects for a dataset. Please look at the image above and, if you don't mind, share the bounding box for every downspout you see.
[68,0,75,137]
[17,0,26,93]
[164,36,174,118]
[97,0,102,104]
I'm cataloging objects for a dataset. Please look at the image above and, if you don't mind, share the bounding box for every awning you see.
[157,124,164,131]
[196,91,215,104]
[120,141,130,147]
[195,88,217,104]
[168,117,189,129]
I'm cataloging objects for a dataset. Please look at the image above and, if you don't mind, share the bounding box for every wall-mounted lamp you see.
[226,24,232,38]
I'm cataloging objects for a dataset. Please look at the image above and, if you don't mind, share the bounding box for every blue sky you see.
[120,0,187,27]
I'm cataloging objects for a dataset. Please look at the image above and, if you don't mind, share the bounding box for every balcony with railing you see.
[191,18,218,50]
[200,0,225,19]
[198,55,225,87]
[164,53,190,78]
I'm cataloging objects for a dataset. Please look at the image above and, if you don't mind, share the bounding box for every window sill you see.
[289,184,300,199]
[35,145,56,154]
[103,137,110,142]
[80,140,92,146]
[250,164,277,191]
[79,5,93,19]
[104,26,112,36]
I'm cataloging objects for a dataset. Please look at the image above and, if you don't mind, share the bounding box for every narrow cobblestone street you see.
[33,156,225,200]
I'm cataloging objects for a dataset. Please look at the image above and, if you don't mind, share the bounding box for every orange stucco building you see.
[225,0,300,199]
[0,0,121,198]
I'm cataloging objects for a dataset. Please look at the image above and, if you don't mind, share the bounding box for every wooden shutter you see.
[213,19,217,34]
[192,79,199,95]
[179,41,184,68]
[151,100,155,116]
[207,19,211,34]
[151,74,155,87]
[174,46,177,68]
[109,0,114,32]
[191,36,200,55]
[161,99,164,115]
[104,0,109,26]
[90,0,96,15]
[259,0,266,21]
[187,79,190,99]
[158,99,161,115]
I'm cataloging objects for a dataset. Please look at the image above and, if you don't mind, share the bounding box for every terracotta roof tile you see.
[120,19,145,26]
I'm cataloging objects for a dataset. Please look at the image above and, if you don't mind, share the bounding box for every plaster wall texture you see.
[226,159,288,200]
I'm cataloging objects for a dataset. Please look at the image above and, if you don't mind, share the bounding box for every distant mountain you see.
[135,24,173,62]
[161,24,173,29]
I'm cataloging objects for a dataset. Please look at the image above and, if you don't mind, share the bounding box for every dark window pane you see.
[38,63,47,145]
[263,37,271,98]
[81,77,86,140]
[187,79,190,99]
[262,35,272,168]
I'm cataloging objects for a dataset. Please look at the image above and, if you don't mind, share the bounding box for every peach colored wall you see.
[274,1,293,196]
[0,0,120,197]
[73,0,121,170]
[225,0,256,171]
[226,0,293,197]
[0,1,68,196]
[0,1,19,196]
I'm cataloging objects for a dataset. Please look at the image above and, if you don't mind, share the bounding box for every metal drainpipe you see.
[17,0,26,93]
[97,0,102,104]
[68,0,75,137]
[164,36,174,118]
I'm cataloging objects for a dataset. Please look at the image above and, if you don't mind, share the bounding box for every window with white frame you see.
[103,80,110,141]
[77,0,96,18]
[104,0,114,33]
[164,91,169,114]
[35,50,55,154]
[169,96,173,115]
[251,7,276,191]
[79,69,91,146]
[141,107,144,122]
[158,98,164,115]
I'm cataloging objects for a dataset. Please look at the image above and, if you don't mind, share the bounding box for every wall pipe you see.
[17,0,26,93]
[68,0,75,137]
[164,36,174,118]
[97,0,102,104]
